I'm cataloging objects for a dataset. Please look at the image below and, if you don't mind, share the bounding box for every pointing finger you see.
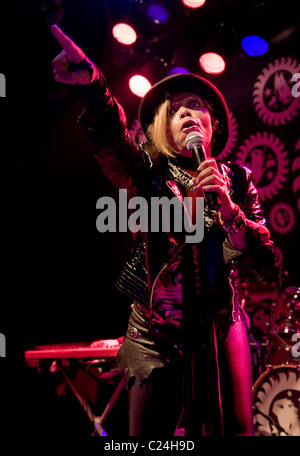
[51,24,73,50]
[51,24,86,64]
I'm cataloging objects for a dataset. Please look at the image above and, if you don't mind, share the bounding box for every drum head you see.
[253,365,300,436]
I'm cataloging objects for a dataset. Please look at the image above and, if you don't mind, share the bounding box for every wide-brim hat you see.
[138,73,230,156]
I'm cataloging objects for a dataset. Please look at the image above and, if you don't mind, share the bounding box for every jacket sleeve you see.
[76,69,144,199]
[223,165,276,281]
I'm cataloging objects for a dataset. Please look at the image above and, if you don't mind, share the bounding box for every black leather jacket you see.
[77,74,276,330]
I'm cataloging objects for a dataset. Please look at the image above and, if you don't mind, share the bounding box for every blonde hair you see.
[146,97,219,158]
[146,99,177,158]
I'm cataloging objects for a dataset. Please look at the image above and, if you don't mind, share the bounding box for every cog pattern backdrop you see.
[253,57,300,126]
[241,57,299,283]
[228,55,300,283]
[231,55,300,283]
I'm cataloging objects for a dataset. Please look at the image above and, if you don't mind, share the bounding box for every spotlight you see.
[181,0,206,8]
[146,3,169,24]
[168,66,190,75]
[129,75,152,98]
[199,52,225,75]
[134,0,177,37]
[241,2,273,56]
[198,23,237,75]
[241,35,268,56]
[112,23,137,45]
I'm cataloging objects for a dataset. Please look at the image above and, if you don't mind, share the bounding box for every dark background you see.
[0,0,300,438]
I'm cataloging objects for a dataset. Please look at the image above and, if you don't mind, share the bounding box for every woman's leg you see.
[128,367,183,436]
[220,321,254,436]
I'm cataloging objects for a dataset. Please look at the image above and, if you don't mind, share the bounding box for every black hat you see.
[138,73,230,156]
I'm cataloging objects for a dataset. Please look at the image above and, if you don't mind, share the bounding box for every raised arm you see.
[51,25,143,198]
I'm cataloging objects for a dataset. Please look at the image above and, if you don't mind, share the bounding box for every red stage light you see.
[129,75,152,97]
[112,23,137,45]
[181,0,206,8]
[199,52,225,74]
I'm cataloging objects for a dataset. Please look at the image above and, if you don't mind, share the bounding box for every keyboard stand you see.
[92,376,126,436]
[58,364,125,436]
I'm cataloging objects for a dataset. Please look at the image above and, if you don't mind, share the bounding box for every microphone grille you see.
[185,132,204,150]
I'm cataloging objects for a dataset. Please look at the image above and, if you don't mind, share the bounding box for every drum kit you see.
[241,283,300,436]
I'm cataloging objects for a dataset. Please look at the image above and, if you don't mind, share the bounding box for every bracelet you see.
[69,56,99,82]
[220,204,247,235]
[69,56,93,72]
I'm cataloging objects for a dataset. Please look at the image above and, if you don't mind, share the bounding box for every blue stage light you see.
[168,66,190,75]
[241,35,268,56]
[146,3,169,24]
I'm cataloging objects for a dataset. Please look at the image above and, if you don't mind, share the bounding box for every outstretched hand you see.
[51,24,93,85]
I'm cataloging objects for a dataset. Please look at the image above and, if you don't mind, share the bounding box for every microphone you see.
[185,132,221,211]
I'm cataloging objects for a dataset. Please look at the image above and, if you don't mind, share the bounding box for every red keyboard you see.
[24,338,123,361]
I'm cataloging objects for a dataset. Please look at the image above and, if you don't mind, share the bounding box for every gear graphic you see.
[218,111,238,161]
[253,57,300,125]
[269,202,295,234]
[128,119,147,144]
[292,139,300,212]
[236,132,289,200]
